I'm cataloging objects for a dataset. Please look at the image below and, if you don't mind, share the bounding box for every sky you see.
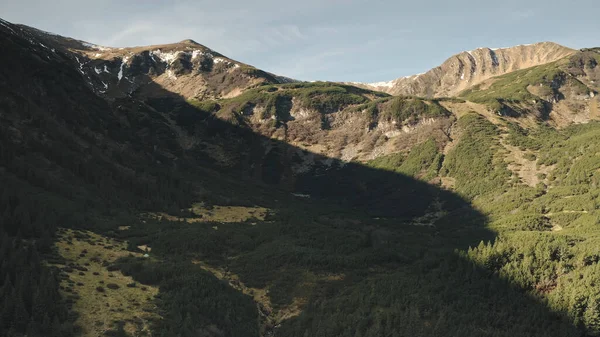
[1,0,599,83]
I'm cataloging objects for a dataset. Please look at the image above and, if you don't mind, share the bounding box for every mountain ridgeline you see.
[2,17,600,337]
[358,42,576,97]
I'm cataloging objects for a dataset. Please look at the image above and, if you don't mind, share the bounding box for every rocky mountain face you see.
[3,16,597,190]
[17,21,295,102]
[459,48,600,126]
[198,84,457,172]
[359,42,575,97]
[0,17,446,201]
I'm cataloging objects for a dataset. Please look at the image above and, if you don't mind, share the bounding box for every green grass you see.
[382,97,451,122]
[439,120,600,335]
[459,61,591,115]
[53,229,160,337]
[460,62,563,103]
[188,82,386,122]
[441,113,511,199]
[367,138,442,180]
[188,83,455,129]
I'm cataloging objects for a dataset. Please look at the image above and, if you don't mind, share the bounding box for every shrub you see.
[106,283,120,290]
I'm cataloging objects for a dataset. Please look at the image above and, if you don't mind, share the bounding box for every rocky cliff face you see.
[361,42,575,97]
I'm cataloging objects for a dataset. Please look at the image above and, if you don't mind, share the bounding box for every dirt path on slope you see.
[439,100,557,188]
[441,101,505,156]
[440,101,505,125]
[498,133,554,187]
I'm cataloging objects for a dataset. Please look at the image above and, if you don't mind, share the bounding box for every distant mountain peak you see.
[464,41,562,53]
[0,17,297,101]
[356,42,575,97]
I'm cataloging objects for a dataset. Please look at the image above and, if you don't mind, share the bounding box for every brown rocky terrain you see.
[2,16,598,187]
[357,42,575,97]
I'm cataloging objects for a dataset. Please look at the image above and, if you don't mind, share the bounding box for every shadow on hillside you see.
[112,80,580,337]
[0,28,579,335]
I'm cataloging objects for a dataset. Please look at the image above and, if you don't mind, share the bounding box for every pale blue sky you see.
[1,0,598,82]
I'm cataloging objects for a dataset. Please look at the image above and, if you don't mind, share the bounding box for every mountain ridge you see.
[354,42,576,97]
[0,18,297,102]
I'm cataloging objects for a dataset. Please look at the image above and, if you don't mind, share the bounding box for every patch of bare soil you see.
[499,134,554,187]
[440,176,456,190]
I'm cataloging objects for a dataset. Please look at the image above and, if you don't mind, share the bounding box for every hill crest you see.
[357,42,576,97]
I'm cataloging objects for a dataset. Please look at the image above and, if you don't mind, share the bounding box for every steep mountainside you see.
[187,83,460,167]
[460,48,600,125]
[358,42,575,97]
[16,21,295,101]
[5,17,600,337]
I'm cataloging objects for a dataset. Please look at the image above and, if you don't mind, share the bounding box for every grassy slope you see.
[365,111,600,336]
[459,52,598,116]
[107,112,600,336]
[445,114,600,335]
[189,82,452,127]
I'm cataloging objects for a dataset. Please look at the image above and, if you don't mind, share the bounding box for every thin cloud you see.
[270,37,387,80]
[511,9,535,20]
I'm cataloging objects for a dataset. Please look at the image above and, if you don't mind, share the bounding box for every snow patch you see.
[460,72,465,80]
[366,72,424,88]
[191,50,210,60]
[167,69,177,80]
[117,56,129,81]
[151,49,181,64]
[94,67,101,74]
[74,56,85,74]
[413,72,425,79]
[367,80,395,88]
[103,65,109,73]
[151,49,213,64]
